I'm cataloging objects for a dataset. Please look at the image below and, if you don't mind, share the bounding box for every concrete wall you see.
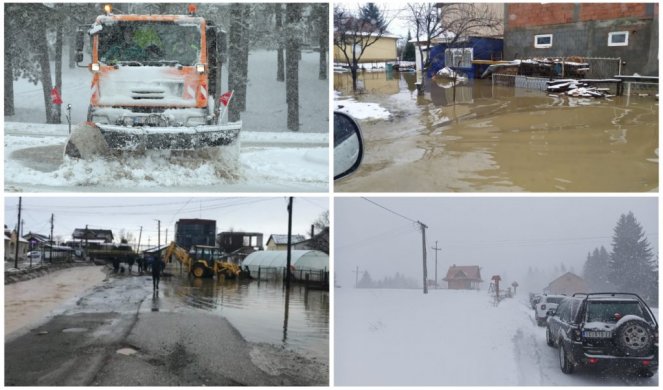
[504,3,658,75]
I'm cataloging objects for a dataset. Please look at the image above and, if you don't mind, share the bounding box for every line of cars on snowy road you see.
[531,292,658,378]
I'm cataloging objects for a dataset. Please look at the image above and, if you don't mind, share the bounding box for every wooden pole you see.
[419,221,428,294]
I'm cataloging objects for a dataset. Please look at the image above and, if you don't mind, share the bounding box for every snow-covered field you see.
[335,288,658,386]
[5,50,329,192]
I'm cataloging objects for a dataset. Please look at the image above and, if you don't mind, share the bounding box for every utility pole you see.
[165,228,168,246]
[431,241,441,289]
[418,221,428,294]
[50,214,54,264]
[85,224,89,261]
[14,197,22,269]
[137,226,143,253]
[156,220,161,248]
[353,265,360,288]
[285,197,293,288]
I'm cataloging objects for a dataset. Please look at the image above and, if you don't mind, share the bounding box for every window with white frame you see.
[444,48,473,68]
[608,31,629,46]
[534,34,553,48]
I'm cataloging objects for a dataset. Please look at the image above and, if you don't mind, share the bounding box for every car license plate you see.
[583,331,611,338]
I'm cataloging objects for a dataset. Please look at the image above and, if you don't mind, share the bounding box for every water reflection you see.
[164,276,328,359]
[334,72,658,192]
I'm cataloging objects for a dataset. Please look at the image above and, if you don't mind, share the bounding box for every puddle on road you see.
[334,72,658,192]
[116,347,138,356]
[160,275,328,361]
[10,145,64,172]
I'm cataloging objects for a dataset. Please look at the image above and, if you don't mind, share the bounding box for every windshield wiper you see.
[116,61,144,67]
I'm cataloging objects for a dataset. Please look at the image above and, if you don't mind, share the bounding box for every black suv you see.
[546,293,658,377]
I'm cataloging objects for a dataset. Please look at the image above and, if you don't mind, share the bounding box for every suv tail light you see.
[642,360,652,366]
[588,358,599,364]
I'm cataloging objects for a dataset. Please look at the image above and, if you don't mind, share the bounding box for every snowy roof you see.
[443,265,482,281]
[410,31,456,44]
[242,250,328,271]
[267,234,307,246]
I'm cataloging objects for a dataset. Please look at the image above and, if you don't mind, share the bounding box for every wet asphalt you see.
[4,271,328,386]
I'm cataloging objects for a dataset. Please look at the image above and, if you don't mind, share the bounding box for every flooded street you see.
[5,267,328,386]
[162,272,329,360]
[335,71,658,192]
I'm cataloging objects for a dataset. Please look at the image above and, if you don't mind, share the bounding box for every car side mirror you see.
[334,111,363,180]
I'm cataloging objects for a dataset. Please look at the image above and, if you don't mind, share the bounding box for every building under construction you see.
[175,219,216,250]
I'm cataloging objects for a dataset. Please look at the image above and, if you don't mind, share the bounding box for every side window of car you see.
[558,301,570,322]
[569,300,581,323]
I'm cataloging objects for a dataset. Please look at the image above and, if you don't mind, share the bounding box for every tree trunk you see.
[237,4,250,112]
[351,66,358,92]
[36,27,56,124]
[4,31,15,116]
[275,4,284,82]
[285,4,300,131]
[54,10,64,124]
[318,4,328,80]
[227,3,242,122]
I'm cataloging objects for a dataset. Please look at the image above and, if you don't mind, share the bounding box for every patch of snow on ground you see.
[334,97,391,121]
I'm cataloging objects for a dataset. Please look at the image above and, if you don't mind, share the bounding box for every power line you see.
[361,197,419,224]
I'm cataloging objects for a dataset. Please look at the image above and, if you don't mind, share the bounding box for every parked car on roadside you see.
[530,293,543,310]
[546,293,658,377]
[26,251,42,261]
[535,294,565,326]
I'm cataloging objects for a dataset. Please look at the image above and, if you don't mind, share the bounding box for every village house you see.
[5,227,29,261]
[217,231,264,263]
[503,3,658,76]
[265,234,307,251]
[293,226,329,254]
[544,272,588,296]
[72,228,114,243]
[443,265,483,290]
[23,232,51,247]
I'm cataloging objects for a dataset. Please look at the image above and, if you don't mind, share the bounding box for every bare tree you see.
[333,4,392,92]
[275,4,285,82]
[317,4,329,80]
[285,4,301,131]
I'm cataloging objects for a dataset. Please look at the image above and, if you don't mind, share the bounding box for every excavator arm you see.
[163,241,193,273]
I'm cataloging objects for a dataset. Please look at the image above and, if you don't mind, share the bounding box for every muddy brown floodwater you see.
[5,266,107,337]
[334,72,658,192]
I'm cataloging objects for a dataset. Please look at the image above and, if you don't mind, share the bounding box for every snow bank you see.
[335,289,520,386]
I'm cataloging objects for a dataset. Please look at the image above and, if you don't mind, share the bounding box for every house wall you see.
[504,3,658,75]
[334,37,398,63]
[448,280,473,289]
[266,241,286,251]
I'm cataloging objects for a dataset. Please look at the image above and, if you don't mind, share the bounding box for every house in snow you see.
[544,272,588,296]
[266,234,307,251]
[5,227,29,261]
[443,265,483,290]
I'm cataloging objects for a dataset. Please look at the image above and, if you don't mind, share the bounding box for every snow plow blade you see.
[64,122,241,158]
[98,122,242,151]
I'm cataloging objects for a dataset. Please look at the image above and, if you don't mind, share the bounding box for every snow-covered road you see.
[4,123,328,192]
[335,288,658,386]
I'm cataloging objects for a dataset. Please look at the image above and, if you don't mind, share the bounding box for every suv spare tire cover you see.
[614,317,654,357]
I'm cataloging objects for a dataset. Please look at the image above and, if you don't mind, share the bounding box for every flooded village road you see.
[5,267,328,386]
[335,72,658,192]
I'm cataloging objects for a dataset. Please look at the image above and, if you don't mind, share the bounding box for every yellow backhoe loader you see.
[163,242,241,279]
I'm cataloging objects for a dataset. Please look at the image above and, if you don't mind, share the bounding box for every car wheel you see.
[615,317,654,357]
[546,327,555,347]
[559,343,574,374]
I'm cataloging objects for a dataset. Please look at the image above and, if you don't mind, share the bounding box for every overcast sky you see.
[5,196,328,247]
[335,197,658,290]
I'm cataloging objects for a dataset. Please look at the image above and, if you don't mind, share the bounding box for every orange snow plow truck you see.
[66,4,241,159]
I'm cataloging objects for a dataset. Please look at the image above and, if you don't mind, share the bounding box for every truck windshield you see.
[98,21,201,66]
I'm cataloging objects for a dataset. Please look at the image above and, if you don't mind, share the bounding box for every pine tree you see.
[608,212,656,302]
[357,270,373,288]
[359,3,385,29]
[403,30,416,62]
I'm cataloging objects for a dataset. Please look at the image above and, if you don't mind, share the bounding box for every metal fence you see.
[492,74,549,91]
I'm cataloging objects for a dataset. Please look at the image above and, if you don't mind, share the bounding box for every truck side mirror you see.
[334,111,364,180]
[75,28,85,63]
[217,30,227,64]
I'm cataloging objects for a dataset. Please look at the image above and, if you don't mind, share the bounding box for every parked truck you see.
[66,4,241,164]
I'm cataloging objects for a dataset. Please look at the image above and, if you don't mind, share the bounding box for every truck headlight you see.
[196,64,205,73]
[91,63,100,72]
[91,115,110,124]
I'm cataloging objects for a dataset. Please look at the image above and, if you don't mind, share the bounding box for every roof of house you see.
[443,265,483,281]
[547,272,585,287]
[267,234,307,245]
[23,232,50,242]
